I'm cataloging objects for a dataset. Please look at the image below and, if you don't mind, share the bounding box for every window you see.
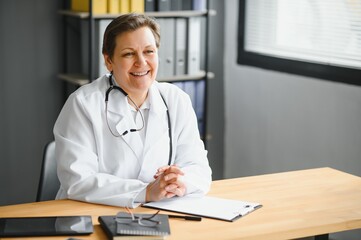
[238,0,361,86]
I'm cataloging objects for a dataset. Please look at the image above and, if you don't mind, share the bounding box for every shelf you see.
[58,74,90,86]
[58,71,212,86]
[157,71,208,82]
[58,10,212,19]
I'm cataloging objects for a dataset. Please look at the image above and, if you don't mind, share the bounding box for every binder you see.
[173,80,205,136]
[174,18,187,75]
[157,0,171,11]
[71,0,108,14]
[183,81,196,110]
[182,0,192,10]
[145,0,156,12]
[195,79,205,135]
[96,19,112,77]
[172,82,184,90]
[170,0,182,11]
[119,0,130,13]
[80,20,89,76]
[157,18,175,79]
[192,0,207,11]
[130,0,144,13]
[66,17,83,74]
[107,0,119,13]
[81,19,112,78]
[187,17,202,75]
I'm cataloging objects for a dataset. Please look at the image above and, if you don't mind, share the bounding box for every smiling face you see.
[104,26,158,102]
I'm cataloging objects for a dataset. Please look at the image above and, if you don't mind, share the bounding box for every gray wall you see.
[224,0,361,179]
[0,0,63,205]
[224,0,361,239]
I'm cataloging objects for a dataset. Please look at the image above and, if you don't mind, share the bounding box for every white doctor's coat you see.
[54,75,212,208]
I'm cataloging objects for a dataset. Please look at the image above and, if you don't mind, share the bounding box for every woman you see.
[54,13,212,208]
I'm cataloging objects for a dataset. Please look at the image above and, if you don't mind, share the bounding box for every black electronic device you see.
[0,216,93,237]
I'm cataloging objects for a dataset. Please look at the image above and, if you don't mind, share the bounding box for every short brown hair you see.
[102,13,160,59]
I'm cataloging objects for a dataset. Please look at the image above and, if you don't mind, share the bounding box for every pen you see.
[168,215,202,221]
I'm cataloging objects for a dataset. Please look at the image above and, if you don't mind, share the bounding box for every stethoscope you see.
[104,74,173,165]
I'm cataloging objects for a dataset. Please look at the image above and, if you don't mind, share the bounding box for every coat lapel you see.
[137,84,170,182]
[106,89,144,161]
[143,85,169,155]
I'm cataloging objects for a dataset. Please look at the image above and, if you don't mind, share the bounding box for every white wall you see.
[224,0,361,179]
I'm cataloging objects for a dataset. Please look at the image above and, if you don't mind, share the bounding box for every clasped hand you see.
[146,165,186,202]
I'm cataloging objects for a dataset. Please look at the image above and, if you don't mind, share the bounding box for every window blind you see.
[244,0,361,70]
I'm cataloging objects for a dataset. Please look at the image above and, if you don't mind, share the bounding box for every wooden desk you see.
[1,167,361,240]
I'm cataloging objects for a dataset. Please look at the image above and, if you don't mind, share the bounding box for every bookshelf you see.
[58,9,214,19]
[58,0,215,140]
[59,71,211,86]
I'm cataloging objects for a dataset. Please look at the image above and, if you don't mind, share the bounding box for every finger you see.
[164,172,182,181]
[153,172,163,179]
[173,186,186,197]
[157,166,170,173]
[164,167,184,176]
[170,180,186,196]
[163,178,186,191]
[164,183,178,192]
[163,183,185,198]
[165,192,176,198]
[146,177,171,202]
[167,165,184,174]
[154,166,171,179]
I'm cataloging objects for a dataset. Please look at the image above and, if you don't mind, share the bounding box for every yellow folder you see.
[71,0,107,14]
[130,0,144,13]
[107,0,119,13]
[119,0,130,13]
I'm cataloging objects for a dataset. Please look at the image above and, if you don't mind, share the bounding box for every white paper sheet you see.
[143,196,262,222]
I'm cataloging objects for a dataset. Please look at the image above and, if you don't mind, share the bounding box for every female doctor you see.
[53,13,212,208]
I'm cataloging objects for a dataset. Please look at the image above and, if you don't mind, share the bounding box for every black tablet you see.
[0,216,93,237]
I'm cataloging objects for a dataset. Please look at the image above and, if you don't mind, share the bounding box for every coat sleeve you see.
[170,87,213,196]
[54,91,147,208]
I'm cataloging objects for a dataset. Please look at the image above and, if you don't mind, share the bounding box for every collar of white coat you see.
[106,81,169,149]
[106,81,168,118]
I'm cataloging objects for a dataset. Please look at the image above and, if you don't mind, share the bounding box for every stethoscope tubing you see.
[105,75,173,165]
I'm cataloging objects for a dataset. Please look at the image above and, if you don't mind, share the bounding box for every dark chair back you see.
[36,141,60,201]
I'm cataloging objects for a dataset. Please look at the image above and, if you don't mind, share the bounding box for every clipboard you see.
[143,196,262,222]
